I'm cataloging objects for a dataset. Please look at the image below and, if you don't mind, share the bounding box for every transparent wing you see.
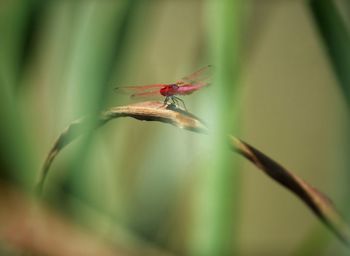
[178,65,212,85]
[130,90,161,98]
[114,83,166,94]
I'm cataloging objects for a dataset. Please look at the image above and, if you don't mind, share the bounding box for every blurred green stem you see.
[55,1,138,211]
[190,0,243,255]
[309,0,350,104]
[0,1,37,187]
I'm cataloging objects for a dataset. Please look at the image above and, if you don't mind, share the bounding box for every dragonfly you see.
[114,65,211,110]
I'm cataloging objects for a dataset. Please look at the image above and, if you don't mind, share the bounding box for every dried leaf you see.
[37,101,350,247]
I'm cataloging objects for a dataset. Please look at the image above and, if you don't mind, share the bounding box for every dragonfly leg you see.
[171,96,180,108]
[161,96,169,108]
[168,96,178,108]
[173,96,187,111]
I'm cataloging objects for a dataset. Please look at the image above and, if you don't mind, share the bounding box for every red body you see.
[160,84,179,96]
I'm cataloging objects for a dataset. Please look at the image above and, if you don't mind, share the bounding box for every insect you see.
[114,65,211,110]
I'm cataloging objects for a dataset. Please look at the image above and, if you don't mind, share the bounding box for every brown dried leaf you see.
[37,101,350,247]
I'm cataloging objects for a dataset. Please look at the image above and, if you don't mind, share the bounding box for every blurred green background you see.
[0,0,349,255]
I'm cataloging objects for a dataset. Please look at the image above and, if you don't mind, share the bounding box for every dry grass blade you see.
[37,101,207,194]
[37,101,350,247]
[230,137,350,246]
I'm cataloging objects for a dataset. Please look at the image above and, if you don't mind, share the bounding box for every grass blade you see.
[37,101,350,247]
[309,0,350,104]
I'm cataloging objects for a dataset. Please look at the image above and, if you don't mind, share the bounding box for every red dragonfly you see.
[115,65,211,110]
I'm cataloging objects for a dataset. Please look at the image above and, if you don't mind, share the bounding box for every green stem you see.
[309,0,350,104]
[189,1,244,255]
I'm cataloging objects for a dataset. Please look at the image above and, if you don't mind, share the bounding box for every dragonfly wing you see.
[130,89,161,98]
[179,65,212,84]
[114,84,166,93]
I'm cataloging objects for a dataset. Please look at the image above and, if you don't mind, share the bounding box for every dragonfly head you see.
[160,84,179,96]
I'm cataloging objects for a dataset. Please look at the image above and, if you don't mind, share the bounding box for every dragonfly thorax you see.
[160,84,179,96]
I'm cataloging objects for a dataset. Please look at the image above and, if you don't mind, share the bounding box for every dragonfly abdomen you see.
[176,84,206,95]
